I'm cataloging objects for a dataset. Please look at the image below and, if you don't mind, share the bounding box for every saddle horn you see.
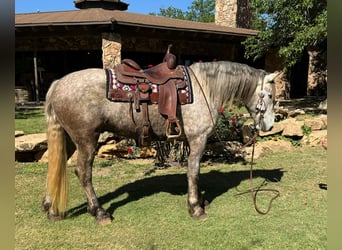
[163,44,177,69]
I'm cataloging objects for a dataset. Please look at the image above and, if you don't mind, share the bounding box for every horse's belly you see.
[103,102,167,139]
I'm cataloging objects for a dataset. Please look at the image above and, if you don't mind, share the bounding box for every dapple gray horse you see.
[42,61,278,224]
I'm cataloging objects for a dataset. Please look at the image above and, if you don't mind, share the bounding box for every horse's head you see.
[248,71,279,132]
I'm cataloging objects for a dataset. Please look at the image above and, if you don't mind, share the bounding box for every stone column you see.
[307,48,327,96]
[265,48,289,100]
[215,0,252,29]
[102,32,122,69]
[215,0,236,27]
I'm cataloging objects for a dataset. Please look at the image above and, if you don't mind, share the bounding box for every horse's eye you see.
[268,94,272,99]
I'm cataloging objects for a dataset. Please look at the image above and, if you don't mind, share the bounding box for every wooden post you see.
[33,51,40,102]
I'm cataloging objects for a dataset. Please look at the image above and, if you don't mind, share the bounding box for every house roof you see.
[15,8,257,37]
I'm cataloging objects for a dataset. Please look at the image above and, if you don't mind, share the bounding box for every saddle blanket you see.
[106,65,193,105]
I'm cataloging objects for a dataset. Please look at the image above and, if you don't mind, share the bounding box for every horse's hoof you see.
[47,213,65,222]
[95,208,112,225]
[191,212,208,221]
[189,206,208,221]
[96,216,112,225]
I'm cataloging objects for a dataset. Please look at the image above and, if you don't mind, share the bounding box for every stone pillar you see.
[307,48,327,96]
[102,33,122,69]
[265,48,290,100]
[215,0,252,29]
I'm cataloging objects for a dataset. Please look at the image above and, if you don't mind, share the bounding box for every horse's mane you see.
[189,61,267,108]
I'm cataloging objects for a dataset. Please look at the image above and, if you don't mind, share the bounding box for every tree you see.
[243,0,327,97]
[150,0,215,22]
[243,0,327,69]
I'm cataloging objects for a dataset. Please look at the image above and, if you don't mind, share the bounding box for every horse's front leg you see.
[75,141,112,225]
[187,135,208,220]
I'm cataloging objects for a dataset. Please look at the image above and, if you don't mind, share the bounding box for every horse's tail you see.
[44,80,68,217]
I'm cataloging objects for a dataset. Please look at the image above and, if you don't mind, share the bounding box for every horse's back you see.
[46,68,109,131]
[51,68,105,93]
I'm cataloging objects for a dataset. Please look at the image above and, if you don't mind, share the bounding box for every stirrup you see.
[165,119,182,140]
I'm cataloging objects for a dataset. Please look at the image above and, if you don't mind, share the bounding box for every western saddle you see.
[109,45,191,146]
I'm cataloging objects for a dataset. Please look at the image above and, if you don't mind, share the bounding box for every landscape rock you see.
[39,150,48,163]
[288,109,306,118]
[322,137,328,149]
[303,114,327,130]
[98,144,127,158]
[98,131,116,144]
[258,122,284,137]
[304,117,325,131]
[281,118,304,137]
[275,107,289,118]
[97,142,157,159]
[15,133,47,152]
[15,133,47,162]
[318,99,327,110]
[301,130,327,147]
[319,114,328,127]
[15,130,25,137]
[244,140,293,160]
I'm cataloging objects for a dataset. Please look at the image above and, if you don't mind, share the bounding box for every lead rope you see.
[247,130,280,215]
[222,111,280,215]
[238,100,280,215]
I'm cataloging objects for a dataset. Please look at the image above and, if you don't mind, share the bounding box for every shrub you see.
[215,107,248,141]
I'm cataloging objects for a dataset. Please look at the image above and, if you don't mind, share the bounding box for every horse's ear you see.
[265,71,280,83]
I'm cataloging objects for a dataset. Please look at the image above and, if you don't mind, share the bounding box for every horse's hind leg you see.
[75,136,112,225]
[187,135,208,220]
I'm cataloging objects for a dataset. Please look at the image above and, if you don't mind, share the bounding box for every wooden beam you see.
[33,51,39,102]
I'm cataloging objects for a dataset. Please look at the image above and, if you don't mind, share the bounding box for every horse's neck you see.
[190,62,260,110]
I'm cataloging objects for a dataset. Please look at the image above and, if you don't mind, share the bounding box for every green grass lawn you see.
[15,109,46,134]
[15,147,327,249]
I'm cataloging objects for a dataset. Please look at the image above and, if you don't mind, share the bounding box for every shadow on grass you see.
[15,109,45,119]
[68,168,285,219]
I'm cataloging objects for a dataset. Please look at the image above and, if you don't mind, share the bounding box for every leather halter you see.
[255,92,267,130]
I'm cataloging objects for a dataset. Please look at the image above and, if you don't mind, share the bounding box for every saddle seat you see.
[116,59,184,85]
